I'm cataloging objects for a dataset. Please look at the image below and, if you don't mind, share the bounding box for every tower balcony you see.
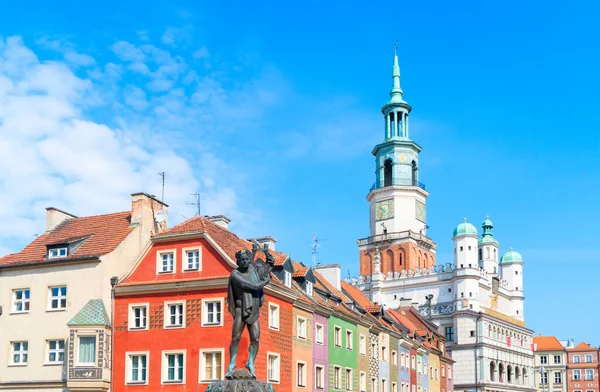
[370,178,426,192]
[357,229,436,249]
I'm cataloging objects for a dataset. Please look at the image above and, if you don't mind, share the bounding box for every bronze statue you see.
[225,244,274,379]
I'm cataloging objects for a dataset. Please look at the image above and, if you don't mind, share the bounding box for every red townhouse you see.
[567,342,599,392]
[112,216,296,391]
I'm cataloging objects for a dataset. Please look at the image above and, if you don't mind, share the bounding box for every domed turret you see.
[501,249,523,264]
[477,216,501,274]
[453,218,478,238]
[479,216,500,246]
[453,218,478,268]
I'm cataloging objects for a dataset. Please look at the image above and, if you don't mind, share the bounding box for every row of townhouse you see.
[0,196,454,392]
[533,336,600,392]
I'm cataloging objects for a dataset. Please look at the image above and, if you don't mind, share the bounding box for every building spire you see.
[390,40,404,103]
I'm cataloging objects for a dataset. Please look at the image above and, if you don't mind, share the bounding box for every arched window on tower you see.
[384,159,393,187]
[411,160,418,186]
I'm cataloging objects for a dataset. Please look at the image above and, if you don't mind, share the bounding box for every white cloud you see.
[112,41,146,62]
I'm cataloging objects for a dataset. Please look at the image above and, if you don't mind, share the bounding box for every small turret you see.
[478,216,500,275]
[452,218,478,268]
[501,248,524,320]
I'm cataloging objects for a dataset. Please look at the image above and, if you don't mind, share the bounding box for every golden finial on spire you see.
[510,247,513,251]
[463,218,467,222]
[486,215,489,219]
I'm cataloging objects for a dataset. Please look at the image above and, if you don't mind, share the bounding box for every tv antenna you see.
[186,192,203,217]
[158,172,166,202]
[310,233,326,267]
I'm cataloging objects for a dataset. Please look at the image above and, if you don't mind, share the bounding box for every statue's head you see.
[235,249,252,270]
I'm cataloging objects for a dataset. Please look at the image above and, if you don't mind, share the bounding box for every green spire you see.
[389,41,404,104]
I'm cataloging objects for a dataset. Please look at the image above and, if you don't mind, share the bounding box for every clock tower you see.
[358,49,437,277]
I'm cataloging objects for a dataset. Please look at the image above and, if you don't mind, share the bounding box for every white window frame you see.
[585,369,594,380]
[360,371,367,392]
[162,350,186,384]
[345,367,353,391]
[316,365,325,389]
[182,246,202,271]
[202,298,224,327]
[296,360,307,387]
[46,339,65,365]
[540,355,548,364]
[392,350,397,365]
[76,335,97,366]
[382,345,387,361]
[553,355,561,364]
[12,288,30,313]
[334,325,342,347]
[268,302,280,330]
[554,371,562,384]
[156,249,176,274]
[359,334,366,355]
[284,270,292,287]
[346,330,353,350]
[315,323,324,344]
[48,247,67,259]
[199,348,224,383]
[334,366,342,389]
[297,316,307,339]
[47,285,67,311]
[381,378,387,392]
[164,301,186,329]
[306,281,313,296]
[126,351,149,385]
[392,381,398,392]
[10,341,28,366]
[267,352,280,384]
[585,354,593,363]
[573,369,581,380]
[573,355,581,363]
[128,303,149,330]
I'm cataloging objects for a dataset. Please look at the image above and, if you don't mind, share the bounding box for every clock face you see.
[375,199,394,221]
[415,200,426,223]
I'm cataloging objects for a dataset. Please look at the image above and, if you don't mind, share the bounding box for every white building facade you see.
[354,52,536,392]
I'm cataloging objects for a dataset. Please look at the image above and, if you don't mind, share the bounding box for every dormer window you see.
[284,270,291,287]
[48,247,67,259]
[306,282,313,296]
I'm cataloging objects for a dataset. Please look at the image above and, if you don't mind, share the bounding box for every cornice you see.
[115,278,229,295]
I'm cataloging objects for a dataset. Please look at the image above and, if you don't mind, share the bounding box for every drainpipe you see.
[110,276,119,391]
[475,311,483,392]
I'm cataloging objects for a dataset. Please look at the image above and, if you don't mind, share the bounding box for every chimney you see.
[131,193,169,246]
[208,215,231,230]
[315,264,341,291]
[399,297,413,309]
[247,236,277,251]
[45,207,77,232]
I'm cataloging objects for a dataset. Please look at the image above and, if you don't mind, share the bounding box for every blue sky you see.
[1,0,599,343]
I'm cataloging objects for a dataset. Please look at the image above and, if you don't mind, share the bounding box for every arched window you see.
[411,160,417,185]
[507,365,513,384]
[494,248,497,261]
[490,361,497,381]
[399,252,403,268]
[384,159,393,187]
[499,363,505,383]
[515,366,521,385]
[479,249,482,261]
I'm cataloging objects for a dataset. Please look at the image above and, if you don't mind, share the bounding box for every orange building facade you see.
[566,342,599,392]
[359,240,436,277]
[112,218,295,391]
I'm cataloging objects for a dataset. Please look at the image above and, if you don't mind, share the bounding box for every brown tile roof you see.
[533,336,564,351]
[158,216,289,267]
[568,341,596,351]
[0,211,134,268]
[292,263,309,278]
[388,309,418,332]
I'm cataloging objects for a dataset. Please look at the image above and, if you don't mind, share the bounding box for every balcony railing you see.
[370,178,426,192]
[357,230,436,248]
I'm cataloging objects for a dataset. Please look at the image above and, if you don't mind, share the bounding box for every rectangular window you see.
[201,350,223,382]
[269,303,280,330]
[382,346,387,361]
[267,353,280,383]
[553,355,561,364]
[128,354,148,383]
[297,362,306,387]
[585,369,594,380]
[334,326,342,347]
[48,247,67,258]
[10,341,28,365]
[382,379,387,392]
[184,249,200,270]
[360,334,366,355]
[445,326,454,341]
[166,302,184,328]
[585,354,593,363]
[284,270,292,287]
[161,252,175,273]
[48,286,67,310]
[334,366,341,389]
[164,352,184,382]
[442,365,445,377]
[360,371,366,392]
[12,289,30,313]
[372,343,377,359]
[77,336,96,365]
[315,323,324,344]
[130,305,148,329]
[346,330,353,350]
[574,355,581,363]
[448,366,452,379]
[202,299,223,326]
[540,355,548,364]
[297,317,307,339]
[392,381,398,392]
[411,355,416,369]
[573,370,581,380]
[345,368,353,390]
[392,350,397,365]
[316,365,325,389]
[46,340,65,364]
[306,281,313,296]
[554,371,562,384]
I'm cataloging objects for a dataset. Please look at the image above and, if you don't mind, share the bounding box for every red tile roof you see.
[533,336,564,351]
[0,211,134,268]
[568,341,596,351]
[292,263,309,278]
[158,216,289,267]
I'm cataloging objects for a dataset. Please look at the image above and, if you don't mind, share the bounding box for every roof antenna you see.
[310,233,326,267]
[158,172,166,202]
[187,192,203,217]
